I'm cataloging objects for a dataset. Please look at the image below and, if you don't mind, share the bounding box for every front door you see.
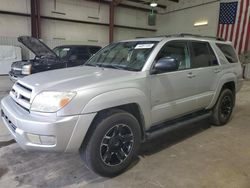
[150,40,199,125]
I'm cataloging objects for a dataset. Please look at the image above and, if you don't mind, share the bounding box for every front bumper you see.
[1,96,96,152]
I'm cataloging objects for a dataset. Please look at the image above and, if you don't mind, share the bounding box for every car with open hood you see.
[9,36,101,81]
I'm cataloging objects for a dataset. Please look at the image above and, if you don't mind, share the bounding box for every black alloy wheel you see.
[219,95,233,121]
[210,88,234,126]
[100,124,134,166]
[80,109,141,177]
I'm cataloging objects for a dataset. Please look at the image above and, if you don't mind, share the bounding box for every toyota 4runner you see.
[1,34,243,177]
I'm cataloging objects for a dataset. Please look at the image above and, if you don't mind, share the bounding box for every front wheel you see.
[80,109,141,177]
[210,89,235,126]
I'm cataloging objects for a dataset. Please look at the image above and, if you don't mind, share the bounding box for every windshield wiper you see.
[122,66,139,71]
[85,63,139,71]
[95,63,123,70]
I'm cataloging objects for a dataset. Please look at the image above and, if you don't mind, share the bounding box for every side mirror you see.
[152,57,179,74]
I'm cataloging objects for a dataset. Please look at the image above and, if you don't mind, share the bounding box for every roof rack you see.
[154,33,225,41]
[135,33,226,41]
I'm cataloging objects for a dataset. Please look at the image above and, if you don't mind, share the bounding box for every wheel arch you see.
[79,88,151,151]
[207,74,236,109]
[79,103,147,154]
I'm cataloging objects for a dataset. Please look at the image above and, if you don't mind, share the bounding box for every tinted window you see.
[71,47,90,61]
[191,42,217,68]
[74,47,88,54]
[89,47,101,54]
[216,43,238,63]
[208,45,219,66]
[53,47,71,58]
[156,41,191,71]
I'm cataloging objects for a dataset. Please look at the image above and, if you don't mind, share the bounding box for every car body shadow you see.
[0,140,16,148]
[139,120,211,156]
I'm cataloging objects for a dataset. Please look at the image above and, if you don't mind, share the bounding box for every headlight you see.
[30,91,76,113]
[22,64,32,75]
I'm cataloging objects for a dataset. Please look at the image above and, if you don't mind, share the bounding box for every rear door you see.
[189,41,221,109]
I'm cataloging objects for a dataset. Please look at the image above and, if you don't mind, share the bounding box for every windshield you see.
[53,47,72,58]
[85,41,158,71]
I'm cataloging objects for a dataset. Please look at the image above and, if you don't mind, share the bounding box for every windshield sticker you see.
[135,44,155,49]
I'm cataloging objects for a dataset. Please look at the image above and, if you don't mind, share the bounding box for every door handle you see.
[187,72,196,78]
[214,68,221,73]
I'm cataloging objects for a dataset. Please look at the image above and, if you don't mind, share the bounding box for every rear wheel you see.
[210,89,234,126]
[80,109,141,177]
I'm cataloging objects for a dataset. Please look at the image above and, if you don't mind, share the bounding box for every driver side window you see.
[156,41,191,71]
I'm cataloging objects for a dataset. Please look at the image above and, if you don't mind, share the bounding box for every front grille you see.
[16,82,32,92]
[1,110,17,132]
[10,82,33,112]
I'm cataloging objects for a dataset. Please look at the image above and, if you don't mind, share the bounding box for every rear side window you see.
[191,42,218,68]
[216,43,238,63]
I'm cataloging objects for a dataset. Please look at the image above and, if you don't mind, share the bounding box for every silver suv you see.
[1,34,243,177]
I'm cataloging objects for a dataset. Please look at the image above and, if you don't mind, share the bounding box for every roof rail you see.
[135,33,226,41]
[153,33,225,41]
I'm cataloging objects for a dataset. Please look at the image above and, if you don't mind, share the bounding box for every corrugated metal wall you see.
[0,36,29,60]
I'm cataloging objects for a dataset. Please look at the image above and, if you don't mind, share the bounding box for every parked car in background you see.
[9,36,101,81]
[0,45,21,75]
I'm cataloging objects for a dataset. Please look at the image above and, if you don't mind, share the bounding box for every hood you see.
[20,66,143,93]
[18,36,58,58]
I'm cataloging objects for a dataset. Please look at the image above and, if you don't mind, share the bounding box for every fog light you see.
[26,133,41,144]
[40,135,56,145]
[26,133,55,145]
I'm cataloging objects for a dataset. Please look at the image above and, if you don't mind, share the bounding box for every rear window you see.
[216,43,238,63]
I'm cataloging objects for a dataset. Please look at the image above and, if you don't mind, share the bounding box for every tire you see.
[210,88,235,126]
[80,109,141,177]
